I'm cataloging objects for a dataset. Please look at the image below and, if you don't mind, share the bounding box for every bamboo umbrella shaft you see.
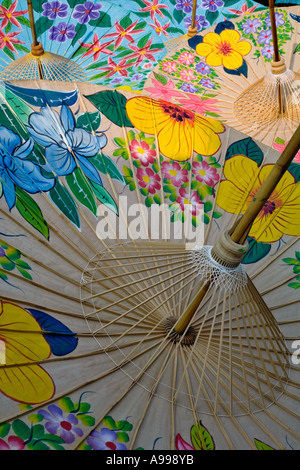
[231,123,300,244]
[187,0,198,37]
[269,0,280,63]
[174,124,300,335]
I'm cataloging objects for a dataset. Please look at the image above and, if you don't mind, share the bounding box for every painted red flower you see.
[149,17,171,38]
[79,34,114,61]
[130,139,156,166]
[0,30,25,52]
[0,436,25,450]
[127,37,163,67]
[192,160,220,186]
[137,167,161,193]
[139,0,169,20]
[0,0,27,29]
[96,56,132,77]
[176,188,203,216]
[103,19,145,49]
[162,161,189,187]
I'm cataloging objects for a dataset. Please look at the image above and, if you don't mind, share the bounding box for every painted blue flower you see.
[175,0,198,14]
[201,0,224,12]
[257,29,272,45]
[265,12,284,28]
[42,1,68,19]
[0,126,55,210]
[39,404,83,444]
[184,14,209,32]
[49,22,76,42]
[72,1,102,24]
[87,428,127,450]
[199,78,215,88]
[195,61,211,75]
[261,44,274,59]
[180,83,197,93]
[241,18,262,34]
[27,105,107,185]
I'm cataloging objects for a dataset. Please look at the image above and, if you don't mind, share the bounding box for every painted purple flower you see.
[39,404,83,444]
[265,12,284,28]
[257,29,272,45]
[199,77,215,88]
[180,83,197,93]
[241,18,262,34]
[42,1,68,19]
[201,0,224,12]
[72,1,102,24]
[132,73,144,81]
[175,0,198,14]
[87,428,127,450]
[184,14,209,32]
[49,22,75,42]
[195,61,210,75]
[261,44,274,59]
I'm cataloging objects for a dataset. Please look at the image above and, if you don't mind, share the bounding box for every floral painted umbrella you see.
[144,2,300,152]
[0,79,299,451]
[0,0,262,91]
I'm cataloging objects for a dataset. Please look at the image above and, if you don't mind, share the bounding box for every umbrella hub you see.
[164,316,197,346]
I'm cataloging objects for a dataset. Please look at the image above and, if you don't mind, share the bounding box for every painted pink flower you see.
[227,1,257,15]
[149,17,170,37]
[0,436,25,450]
[179,69,196,82]
[175,433,195,451]
[273,141,300,164]
[103,19,144,49]
[96,56,132,77]
[139,0,169,20]
[0,0,27,29]
[161,60,178,73]
[145,77,183,101]
[0,29,25,52]
[162,161,188,187]
[178,51,195,65]
[127,37,162,66]
[137,167,161,193]
[176,188,203,216]
[130,139,156,166]
[177,95,219,115]
[79,34,114,61]
[192,160,220,186]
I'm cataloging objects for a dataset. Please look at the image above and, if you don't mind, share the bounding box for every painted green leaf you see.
[254,438,275,450]
[103,416,116,430]
[89,11,112,28]
[28,414,44,424]
[16,266,33,280]
[191,421,215,450]
[0,422,10,438]
[48,179,80,228]
[242,237,271,264]
[89,180,118,215]
[225,137,264,166]
[35,16,53,38]
[66,168,97,216]
[77,415,95,426]
[90,153,125,184]
[153,72,168,85]
[116,431,130,443]
[76,111,101,132]
[59,397,75,413]
[12,419,31,440]
[115,420,133,432]
[32,424,45,439]
[15,187,49,239]
[85,90,133,128]
[71,23,87,47]
[288,282,300,289]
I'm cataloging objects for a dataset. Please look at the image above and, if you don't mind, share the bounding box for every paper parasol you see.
[0,0,257,89]
[0,79,299,450]
[144,1,300,152]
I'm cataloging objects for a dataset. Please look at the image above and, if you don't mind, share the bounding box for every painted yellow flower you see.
[126,96,225,161]
[216,155,300,243]
[0,300,55,404]
[196,29,251,69]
